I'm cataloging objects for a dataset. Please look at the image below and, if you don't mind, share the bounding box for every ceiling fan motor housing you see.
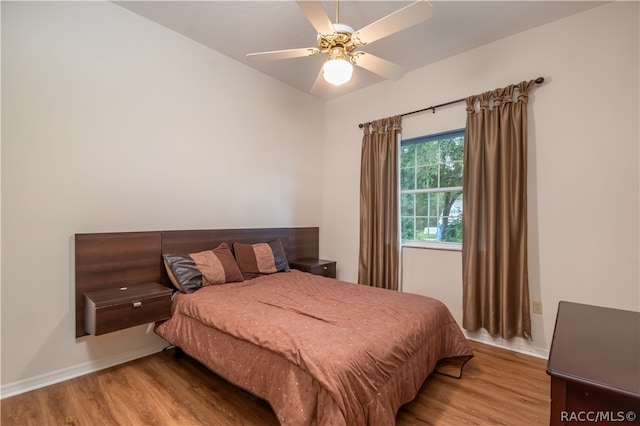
[317,23,359,55]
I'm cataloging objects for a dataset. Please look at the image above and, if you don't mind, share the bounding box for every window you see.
[400,129,464,247]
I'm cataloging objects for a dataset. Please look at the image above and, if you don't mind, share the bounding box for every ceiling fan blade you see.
[296,1,335,35]
[354,53,405,80]
[354,0,433,45]
[246,47,319,62]
[310,67,326,94]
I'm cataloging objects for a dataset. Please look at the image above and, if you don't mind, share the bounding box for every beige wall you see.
[1,1,324,394]
[322,2,640,356]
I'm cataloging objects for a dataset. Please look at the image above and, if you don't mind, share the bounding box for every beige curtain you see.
[358,116,401,290]
[462,81,536,340]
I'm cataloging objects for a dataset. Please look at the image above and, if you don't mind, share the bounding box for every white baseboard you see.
[464,330,550,359]
[1,342,168,399]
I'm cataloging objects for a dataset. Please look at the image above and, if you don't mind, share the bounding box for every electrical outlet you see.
[532,301,543,315]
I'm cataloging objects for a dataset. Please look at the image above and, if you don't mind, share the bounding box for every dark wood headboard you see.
[75,227,319,338]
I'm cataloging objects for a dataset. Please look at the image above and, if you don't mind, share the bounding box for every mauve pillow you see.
[163,242,244,293]
[233,239,290,280]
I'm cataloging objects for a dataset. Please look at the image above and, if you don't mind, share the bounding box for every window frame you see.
[399,128,465,251]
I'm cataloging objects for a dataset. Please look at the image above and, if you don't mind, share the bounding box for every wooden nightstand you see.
[290,259,337,278]
[84,282,172,336]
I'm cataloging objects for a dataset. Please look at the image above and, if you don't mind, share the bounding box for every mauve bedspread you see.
[155,270,473,425]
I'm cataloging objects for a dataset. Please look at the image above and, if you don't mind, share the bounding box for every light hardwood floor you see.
[1,340,550,425]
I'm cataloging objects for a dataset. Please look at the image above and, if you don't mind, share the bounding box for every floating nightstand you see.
[290,259,337,278]
[84,282,172,336]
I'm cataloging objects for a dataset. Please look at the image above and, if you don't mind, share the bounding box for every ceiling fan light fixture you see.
[322,48,353,86]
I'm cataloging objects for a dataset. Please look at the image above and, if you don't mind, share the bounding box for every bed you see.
[75,227,473,426]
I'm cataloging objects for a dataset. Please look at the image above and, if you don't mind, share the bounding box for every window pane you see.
[416,165,438,189]
[416,142,438,166]
[415,192,439,217]
[400,145,415,168]
[429,217,441,240]
[401,217,415,240]
[440,192,463,242]
[415,216,439,241]
[400,167,415,190]
[415,217,429,240]
[439,160,463,187]
[441,137,464,162]
[438,137,463,188]
[401,193,415,216]
[415,193,428,217]
[439,138,457,157]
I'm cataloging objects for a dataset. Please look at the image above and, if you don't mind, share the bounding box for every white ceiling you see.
[114,1,605,101]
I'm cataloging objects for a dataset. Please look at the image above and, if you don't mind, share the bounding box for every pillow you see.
[233,239,290,280]
[163,242,244,293]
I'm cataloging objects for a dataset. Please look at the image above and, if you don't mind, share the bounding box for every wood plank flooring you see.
[1,340,550,425]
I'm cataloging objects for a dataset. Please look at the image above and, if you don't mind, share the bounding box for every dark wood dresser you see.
[546,301,640,425]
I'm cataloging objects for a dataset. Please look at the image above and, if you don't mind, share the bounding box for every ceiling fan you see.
[246,0,433,90]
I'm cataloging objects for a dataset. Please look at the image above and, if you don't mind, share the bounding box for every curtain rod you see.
[358,76,545,129]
